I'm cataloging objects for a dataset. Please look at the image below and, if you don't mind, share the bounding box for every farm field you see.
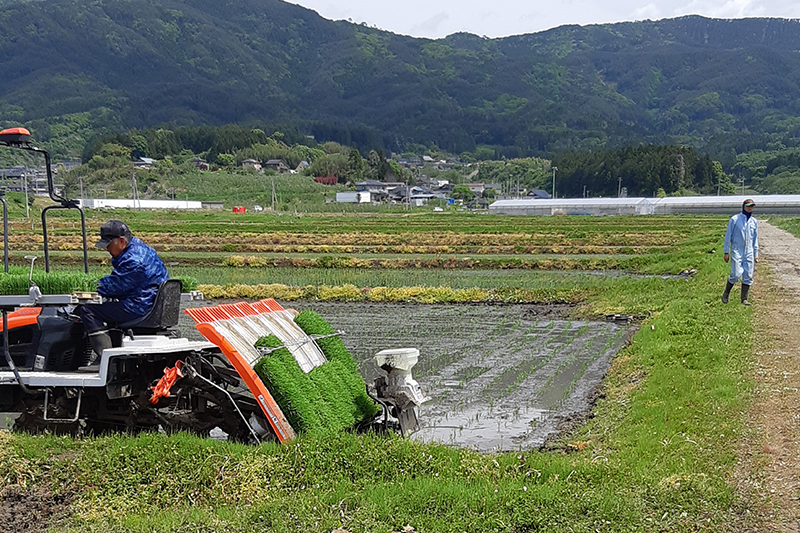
[0,211,765,532]
[178,301,634,452]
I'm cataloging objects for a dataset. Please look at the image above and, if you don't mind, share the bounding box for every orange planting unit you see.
[185,298,329,443]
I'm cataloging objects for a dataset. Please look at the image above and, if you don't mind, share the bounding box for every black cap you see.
[95,220,132,249]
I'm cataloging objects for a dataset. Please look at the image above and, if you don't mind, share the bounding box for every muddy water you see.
[294,303,633,452]
[184,301,633,452]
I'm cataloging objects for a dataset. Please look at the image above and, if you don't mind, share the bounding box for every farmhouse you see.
[192,157,210,171]
[264,159,290,173]
[242,159,262,171]
[527,189,552,199]
[134,157,156,169]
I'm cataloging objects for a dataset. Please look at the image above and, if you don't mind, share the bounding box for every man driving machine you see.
[78,220,169,371]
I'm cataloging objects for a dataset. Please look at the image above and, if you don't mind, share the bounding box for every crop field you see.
[7,211,719,280]
[1,211,763,532]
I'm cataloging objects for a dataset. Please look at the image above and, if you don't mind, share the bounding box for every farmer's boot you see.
[721,281,734,304]
[741,284,752,306]
[78,331,112,372]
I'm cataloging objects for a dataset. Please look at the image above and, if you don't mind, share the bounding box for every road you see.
[736,220,800,532]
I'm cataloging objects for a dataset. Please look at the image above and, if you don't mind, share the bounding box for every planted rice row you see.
[197,283,588,304]
[219,255,643,270]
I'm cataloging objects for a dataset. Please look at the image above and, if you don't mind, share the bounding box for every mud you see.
[0,484,74,532]
[181,301,634,452]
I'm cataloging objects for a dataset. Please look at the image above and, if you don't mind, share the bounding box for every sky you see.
[288,0,800,39]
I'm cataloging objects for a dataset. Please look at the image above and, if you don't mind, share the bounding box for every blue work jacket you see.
[97,237,169,316]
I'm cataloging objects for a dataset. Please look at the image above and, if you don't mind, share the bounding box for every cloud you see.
[675,0,763,19]
[632,3,662,20]
[291,0,800,39]
[409,11,451,37]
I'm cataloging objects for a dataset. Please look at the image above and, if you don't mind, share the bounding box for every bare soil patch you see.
[0,484,74,533]
[733,221,800,531]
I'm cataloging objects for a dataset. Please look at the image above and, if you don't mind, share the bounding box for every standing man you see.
[78,220,169,371]
[722,199,759,306]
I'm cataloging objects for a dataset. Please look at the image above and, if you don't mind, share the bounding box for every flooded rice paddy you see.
[182,301,635,452]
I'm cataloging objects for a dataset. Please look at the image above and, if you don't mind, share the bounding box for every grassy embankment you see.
[769,216,800,238]
[0,212,758,532]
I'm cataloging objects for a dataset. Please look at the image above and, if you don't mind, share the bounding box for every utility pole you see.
[551,166,558,199]
[24,173,29,218]
[271,175,277,211]
[618,176,622,197]
[79,176,83,201]
[131,172,139,209]
[583,185,586,198]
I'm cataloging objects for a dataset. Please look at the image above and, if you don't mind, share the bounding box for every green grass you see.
[767,216,800,238]
[0,213,759,531]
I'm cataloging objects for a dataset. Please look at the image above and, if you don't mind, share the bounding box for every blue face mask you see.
[742,204,753,219]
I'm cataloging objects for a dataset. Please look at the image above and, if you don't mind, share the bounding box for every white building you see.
[78,198,204,210]
[336,191,371,203]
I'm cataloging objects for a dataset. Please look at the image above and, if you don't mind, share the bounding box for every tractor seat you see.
[116,279,183,335]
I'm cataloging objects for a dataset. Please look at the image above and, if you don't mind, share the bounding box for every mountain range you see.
[2,0,800,163]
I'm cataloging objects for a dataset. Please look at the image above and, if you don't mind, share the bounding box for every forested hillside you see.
[2,0,800,166]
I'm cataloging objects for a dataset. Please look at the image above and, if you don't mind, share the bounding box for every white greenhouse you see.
[489,195,800,216]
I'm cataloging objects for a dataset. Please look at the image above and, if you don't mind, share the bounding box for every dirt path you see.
[737,220,800,531]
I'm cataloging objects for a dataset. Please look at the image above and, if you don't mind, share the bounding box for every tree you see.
[308,153,349,180]
[87,143,131,170]
[217,153,235,168]
[347,149,366,183]
[452,184,473,201]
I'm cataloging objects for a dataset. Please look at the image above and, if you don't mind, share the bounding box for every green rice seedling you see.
[0,271,96,295]
[253,335,325,432]
[253,311,379,435]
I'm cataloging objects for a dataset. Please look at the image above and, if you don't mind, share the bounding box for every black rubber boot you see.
[721,281,734,304]
[741,284,751,306]
[78,331,113,372]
